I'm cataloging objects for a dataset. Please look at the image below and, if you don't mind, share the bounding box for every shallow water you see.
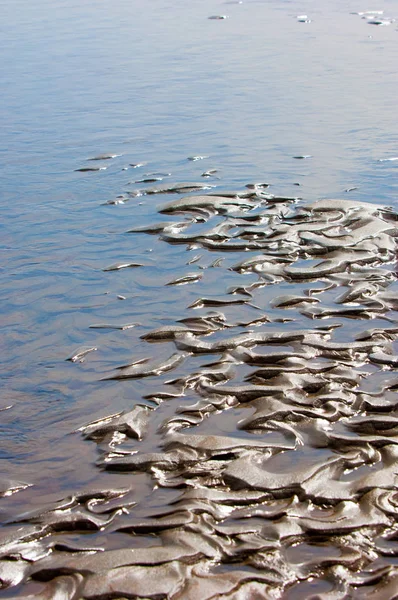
[1,0,398,597]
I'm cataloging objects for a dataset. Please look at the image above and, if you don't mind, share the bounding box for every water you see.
[0,0,398,596]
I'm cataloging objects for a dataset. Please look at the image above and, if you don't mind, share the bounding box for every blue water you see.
[0,0,397,510]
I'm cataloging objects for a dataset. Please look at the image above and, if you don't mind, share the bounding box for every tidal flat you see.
[1,0,398,597]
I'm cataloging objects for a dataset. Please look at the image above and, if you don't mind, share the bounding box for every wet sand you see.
[2,188,398,598]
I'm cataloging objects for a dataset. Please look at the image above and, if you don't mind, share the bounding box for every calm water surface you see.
[0,0,397,520]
